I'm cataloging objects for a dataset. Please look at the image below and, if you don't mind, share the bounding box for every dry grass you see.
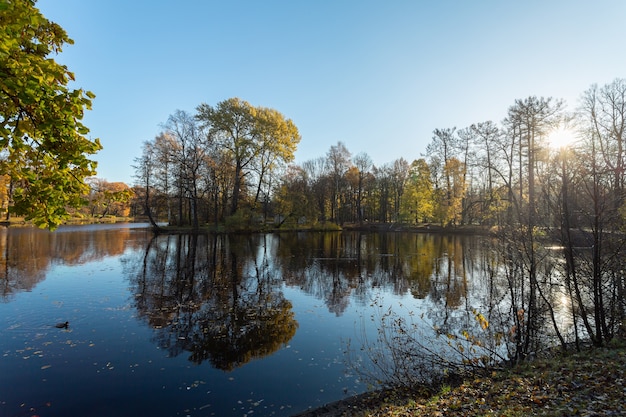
[294,341,626,417]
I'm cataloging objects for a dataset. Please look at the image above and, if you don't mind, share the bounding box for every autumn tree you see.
[196,98,300,216]
[0,174,10,219]
[252,106,300,210]
[0,0,101,228]
[85,178,133,217]
[402,159,433,223]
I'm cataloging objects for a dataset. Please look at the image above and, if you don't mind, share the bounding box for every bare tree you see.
[164,110,206,229]
[427,128,458,226]
[503,96,564,357]
[353,152,373,224]
[326,142,352,224]
[575,79,626,344]
[303,157,329,223]
[133,141,161,230]
[390,158,409,222]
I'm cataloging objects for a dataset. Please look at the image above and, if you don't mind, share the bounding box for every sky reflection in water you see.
[0,225,489,416]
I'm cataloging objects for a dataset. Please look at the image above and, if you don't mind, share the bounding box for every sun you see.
[547,126,577,150]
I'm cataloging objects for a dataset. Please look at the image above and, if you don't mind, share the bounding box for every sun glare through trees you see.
[547,125,577,150]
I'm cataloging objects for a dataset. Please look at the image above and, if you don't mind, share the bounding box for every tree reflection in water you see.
[128,234,298,371]
[1,225,580,414]
[126,231,505,376]
[0,224,148,300]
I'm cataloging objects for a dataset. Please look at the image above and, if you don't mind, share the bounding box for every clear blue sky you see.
[37,0,625,184]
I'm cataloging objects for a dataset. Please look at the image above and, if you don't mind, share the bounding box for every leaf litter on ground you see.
[292,339,626,417]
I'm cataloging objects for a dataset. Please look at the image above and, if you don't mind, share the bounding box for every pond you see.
[0,224,498,416]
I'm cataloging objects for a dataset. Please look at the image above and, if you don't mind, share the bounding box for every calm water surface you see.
[0,224,492,416]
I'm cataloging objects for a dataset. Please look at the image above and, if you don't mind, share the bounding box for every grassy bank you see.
[294,341,626,416]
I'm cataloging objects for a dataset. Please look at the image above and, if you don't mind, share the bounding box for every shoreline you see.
[290,390,398,417]
[290,341,626,416]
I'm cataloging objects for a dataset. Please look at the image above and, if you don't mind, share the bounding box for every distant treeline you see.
[130,80,624,233]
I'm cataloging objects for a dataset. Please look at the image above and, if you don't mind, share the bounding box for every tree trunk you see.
[231,162,242,215]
